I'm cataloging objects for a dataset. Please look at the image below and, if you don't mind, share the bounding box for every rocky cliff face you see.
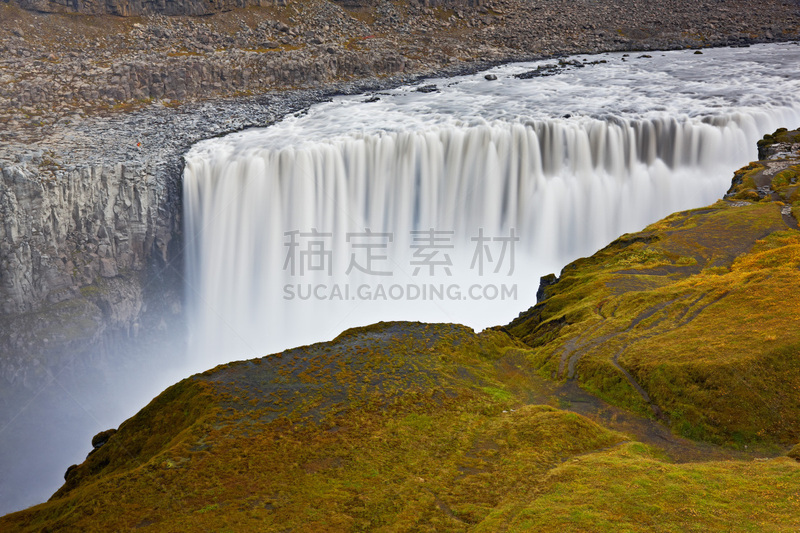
[1,0,798,516]
[0,160,172,316]
[0,121,176,392]
[0,155,180,393]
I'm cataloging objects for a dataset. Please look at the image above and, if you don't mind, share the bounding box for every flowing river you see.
[183,42,800,370]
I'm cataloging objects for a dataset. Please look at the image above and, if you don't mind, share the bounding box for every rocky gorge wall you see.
[0,155,180,392]
[0,161,172,316]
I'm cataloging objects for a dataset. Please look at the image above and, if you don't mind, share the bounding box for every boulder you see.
[91,428,118,450]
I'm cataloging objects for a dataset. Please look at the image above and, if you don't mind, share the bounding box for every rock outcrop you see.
[1,0,798,517]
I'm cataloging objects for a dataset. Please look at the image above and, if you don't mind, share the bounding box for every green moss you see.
[481,386,513,402]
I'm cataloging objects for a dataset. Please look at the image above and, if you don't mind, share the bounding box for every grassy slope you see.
[3,133,800,530]
[506,129,800,447]
[1,322,798,531]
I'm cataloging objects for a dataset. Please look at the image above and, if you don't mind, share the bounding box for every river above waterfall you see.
[183,42,800,370]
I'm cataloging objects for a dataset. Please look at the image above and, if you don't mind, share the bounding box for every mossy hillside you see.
[506,132,800,447]
[0,322,625,531]
[52,377,218,499]
[478,444,800,532]
[4,321,800,532]
[0,295,104,428]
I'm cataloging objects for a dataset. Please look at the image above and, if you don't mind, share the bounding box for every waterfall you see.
[183,44,800,368]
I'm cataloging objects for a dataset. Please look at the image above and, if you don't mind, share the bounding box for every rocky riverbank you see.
[2,0,799,142]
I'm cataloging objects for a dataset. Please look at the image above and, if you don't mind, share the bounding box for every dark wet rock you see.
[63,464,78,481]
[415,84,439,93]
[515,64,562,78]
[91,429,117,450]
[536,273,559,303]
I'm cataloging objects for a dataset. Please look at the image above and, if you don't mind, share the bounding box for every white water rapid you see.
[184,43,800,369]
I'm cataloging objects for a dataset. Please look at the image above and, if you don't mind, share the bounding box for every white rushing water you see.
[184,43,800,369]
